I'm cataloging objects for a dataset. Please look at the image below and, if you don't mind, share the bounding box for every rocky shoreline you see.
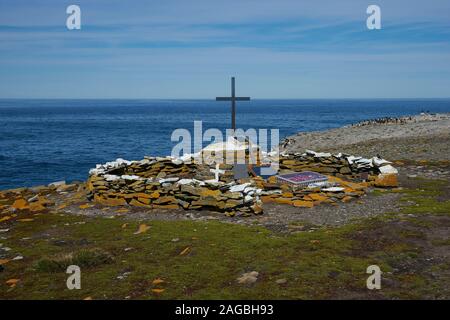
[281,113,450,160]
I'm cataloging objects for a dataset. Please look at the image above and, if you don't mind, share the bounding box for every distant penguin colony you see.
[350,112,435,127]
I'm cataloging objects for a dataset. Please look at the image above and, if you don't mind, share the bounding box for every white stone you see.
[194,179,206,186]
[203,136,257,153]
[355,158,372,165]
[372,157,392,167]
[28,195,39,202]
[308,181,329,188]
[306,150,332,158]
[177,152,200,163]
[159,177,179,184]
[322,187,345,192]
[171,159,183,165]
[244,188,262,196]
[121,175,141,180]
[379,165,398,174]
[104,174,120,182]
[244,195,254,203]
[261,190,282,195]
[237,271,259,284]
[89,157,135,175]
[243,187,257,194]
[177,154,191,162]
[204,179,223,186]
[89,168,105,175]
[316,152,332,157]
[177,179,195,185]
[229,183,251,193]
[105,158,132,169]
[347,156,362,165]
[48,180,65,187]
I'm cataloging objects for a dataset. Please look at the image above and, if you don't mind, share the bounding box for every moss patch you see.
[35,248,113,273]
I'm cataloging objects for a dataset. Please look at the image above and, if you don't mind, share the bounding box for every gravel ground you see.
[237,192,402,231]
[59,190,402,232]
[281,113,450,160]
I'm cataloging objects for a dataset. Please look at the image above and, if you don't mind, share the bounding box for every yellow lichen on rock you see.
[293,200,314,208]
[373,173,398,188]
[129,199,151,207]
[12,198,29,210]
[341,196,353,203]
[29,202,46,212]
[200,189,222,198]
[274,198,293,205]
[308,193,328,202]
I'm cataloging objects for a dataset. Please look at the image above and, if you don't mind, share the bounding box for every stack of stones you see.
[253,175,367,208]
[0,181,82,216]
[87,157,263,216]
[87,150,398,215]
[277,150,398,187]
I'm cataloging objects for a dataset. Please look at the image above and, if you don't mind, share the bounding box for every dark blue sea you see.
[1,99,450,190]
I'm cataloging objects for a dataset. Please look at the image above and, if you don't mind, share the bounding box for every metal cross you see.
[216,77,251,131]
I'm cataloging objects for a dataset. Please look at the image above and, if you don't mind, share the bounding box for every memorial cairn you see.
[87,138,399,217]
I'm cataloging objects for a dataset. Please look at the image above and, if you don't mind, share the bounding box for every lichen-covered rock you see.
[292,200,313,208]
[12,198,28,210]
[373,173,398,188]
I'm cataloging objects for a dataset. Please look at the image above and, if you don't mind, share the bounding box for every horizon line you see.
[1,97,450,101]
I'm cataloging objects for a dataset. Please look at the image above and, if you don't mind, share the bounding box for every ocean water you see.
[1,99,450,190]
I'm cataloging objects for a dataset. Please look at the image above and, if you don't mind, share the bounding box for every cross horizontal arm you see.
[216,97,251,101]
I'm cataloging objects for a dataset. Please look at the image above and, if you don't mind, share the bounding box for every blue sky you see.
[0,0,449,98]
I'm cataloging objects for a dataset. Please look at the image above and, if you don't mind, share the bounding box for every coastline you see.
[281,113,450,161]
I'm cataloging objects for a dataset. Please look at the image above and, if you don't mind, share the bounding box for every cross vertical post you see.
[216,77,250,132]
[231,77,236,131]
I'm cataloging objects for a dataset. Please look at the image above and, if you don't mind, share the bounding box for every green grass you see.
[0,213,377,299]
[0,212,430,300]
[35,248,114,273]
[398,179,450,216]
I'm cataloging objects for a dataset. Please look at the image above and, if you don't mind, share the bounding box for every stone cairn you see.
[87,156,264,216]
[86,148,398,216]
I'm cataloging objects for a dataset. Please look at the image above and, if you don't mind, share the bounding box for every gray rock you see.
[48,181,66,188]
[237,271,259,284]
[275,278,287,285]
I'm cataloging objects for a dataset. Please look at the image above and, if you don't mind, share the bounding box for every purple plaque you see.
[277,171,328,187]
